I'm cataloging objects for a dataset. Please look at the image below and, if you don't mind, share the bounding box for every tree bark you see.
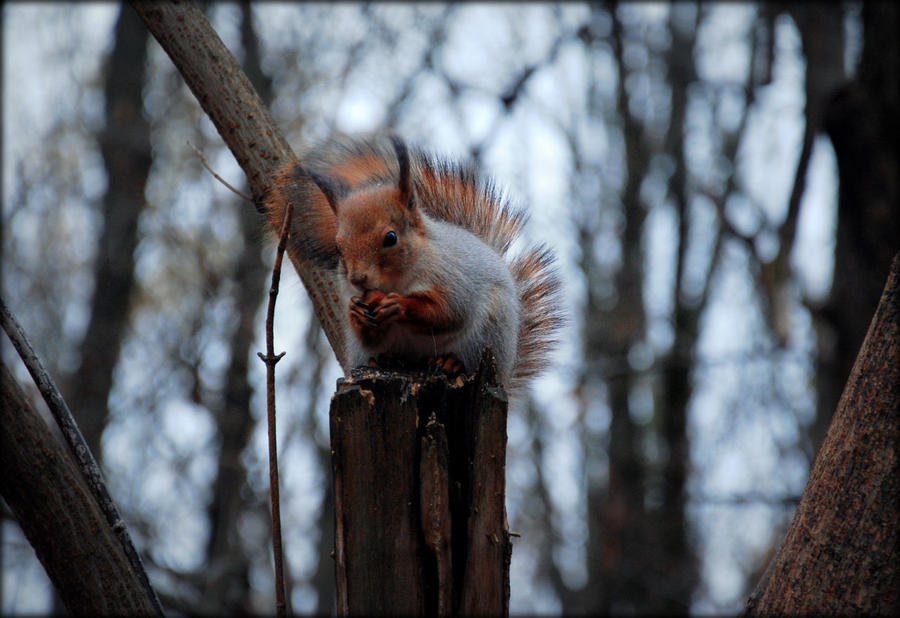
[745,253,900,615]
[0,366,159,615]
[330,351,512,616]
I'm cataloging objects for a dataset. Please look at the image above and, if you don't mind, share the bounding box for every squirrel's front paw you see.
[370,292,404,325]
[349,296,378,328]
[349,296,390,348]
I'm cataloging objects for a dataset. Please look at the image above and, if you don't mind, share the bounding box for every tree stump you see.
[329,349,512,616]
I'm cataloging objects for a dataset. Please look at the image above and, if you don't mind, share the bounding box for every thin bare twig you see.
[0,297,164,615]
[256,202,294,617]
[188,140,253,202]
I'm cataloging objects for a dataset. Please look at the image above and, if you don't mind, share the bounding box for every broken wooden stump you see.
[329,349,512,616]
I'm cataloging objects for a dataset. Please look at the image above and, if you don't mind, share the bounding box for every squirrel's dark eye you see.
[383,230,398,247]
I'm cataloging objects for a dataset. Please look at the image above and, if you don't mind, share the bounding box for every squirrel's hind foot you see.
[366,352,414,371]
[363,353,465,380]
[427,355,465,378]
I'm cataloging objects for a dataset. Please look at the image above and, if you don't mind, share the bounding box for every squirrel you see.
[264,134,562,395]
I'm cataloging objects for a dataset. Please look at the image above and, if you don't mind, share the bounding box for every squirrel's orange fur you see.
[264,135,562,395]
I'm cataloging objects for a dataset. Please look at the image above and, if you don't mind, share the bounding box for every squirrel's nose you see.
[349,272,368,289]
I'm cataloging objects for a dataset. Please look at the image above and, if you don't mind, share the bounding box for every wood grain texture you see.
[330,350,511,616]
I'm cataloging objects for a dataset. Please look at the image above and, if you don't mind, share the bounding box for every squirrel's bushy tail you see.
[509,245,563,395]
[410,148,563,394]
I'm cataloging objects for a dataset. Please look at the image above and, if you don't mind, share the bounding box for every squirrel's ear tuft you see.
[307,169,340,213]
[390,135,412,210]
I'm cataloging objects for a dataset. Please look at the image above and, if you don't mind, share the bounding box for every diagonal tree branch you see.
[130,0,347,367]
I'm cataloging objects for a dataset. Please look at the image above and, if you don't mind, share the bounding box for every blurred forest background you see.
[2,1,898,615]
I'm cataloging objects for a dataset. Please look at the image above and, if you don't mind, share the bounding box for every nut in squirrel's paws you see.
[359,289,387,306]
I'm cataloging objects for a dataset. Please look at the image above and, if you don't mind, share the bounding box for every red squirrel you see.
[265,135,561,394]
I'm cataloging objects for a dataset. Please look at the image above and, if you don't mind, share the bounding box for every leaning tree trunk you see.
[0,366,159,615]
[745,253,900,615]
[330,351,512,616]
